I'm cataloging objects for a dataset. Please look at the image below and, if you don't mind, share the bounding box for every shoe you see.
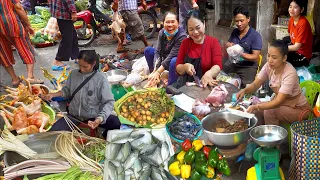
[26,78,44,84]
[52,65,70,71]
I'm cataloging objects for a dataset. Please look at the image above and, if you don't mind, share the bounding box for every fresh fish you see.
[140,155,159,167]
[124,152,138,170]
[125,169,134,176]
[109,130,133,143]
[129,133,145,141]
[108,159,121,167]
[150,130,161,145]
[151,167,163,180]
[160,141,170,163]
[139,144,158,155]
[133,158,142,178]
[131,142,146,151]
[109,144,122,160]
[108,161,118,180]
[139,164,151,180]
[117,164,124,175]
[163,169,178,180]
[121,142,131,162]
[117,172,125,180]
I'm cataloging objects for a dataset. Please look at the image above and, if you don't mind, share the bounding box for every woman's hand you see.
[184,63,196,76]
[201,72,218,88]
[246,105,258,113]
[41,93,54,101]
[88,118,102,129]
[236,89,246,101]
[24,24,35,35]
[148,71,160,81]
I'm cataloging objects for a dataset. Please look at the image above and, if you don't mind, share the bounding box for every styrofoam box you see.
[103,128,175,180]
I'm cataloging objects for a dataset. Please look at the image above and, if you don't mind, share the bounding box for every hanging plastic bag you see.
[44,17,61,41]
[131,56,150,76]
[296,66,313,82]
[226,44,244,63]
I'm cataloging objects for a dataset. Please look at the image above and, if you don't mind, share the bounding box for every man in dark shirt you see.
[224,6,262,88]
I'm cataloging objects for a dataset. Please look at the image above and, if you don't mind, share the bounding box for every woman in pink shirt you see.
[237,40,311,125]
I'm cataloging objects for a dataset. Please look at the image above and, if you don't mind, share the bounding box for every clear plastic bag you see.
[226,44,244,63]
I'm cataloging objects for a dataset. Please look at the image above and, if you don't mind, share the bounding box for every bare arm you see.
[243,77,264,95]
[288,43,302,51]
[241,50,261,62]
[205,65,220,78]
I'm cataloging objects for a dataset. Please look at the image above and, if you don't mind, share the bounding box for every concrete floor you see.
[0,34,292,179]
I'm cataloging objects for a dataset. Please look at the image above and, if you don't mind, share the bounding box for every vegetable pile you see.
[168,139,231,179]
[35,166,102,180]
[167,114,202,141]
[28,7,51,29]
[117,89,174,127]
[31,32,54,45]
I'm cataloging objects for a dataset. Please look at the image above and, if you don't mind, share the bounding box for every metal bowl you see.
[250,125,288,147]
[201,112,258,148]
[104,69,128,85]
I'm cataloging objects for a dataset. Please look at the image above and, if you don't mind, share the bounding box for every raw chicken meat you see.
[205,84,228,107]
[192,99,211,116]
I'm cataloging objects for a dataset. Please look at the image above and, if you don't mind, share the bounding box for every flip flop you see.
[26,78,44,84]
[52,65,70,71]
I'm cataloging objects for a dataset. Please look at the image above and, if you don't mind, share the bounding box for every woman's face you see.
[289,1,303,17]
[187,17,205,44]
[163,14,179,34]
[78,59,95,73]
[267,46,287,70]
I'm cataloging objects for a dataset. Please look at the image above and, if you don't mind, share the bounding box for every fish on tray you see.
[168,114,202,141]
[105,130,174,180]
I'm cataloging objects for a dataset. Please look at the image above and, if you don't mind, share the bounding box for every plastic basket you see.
[300,80,320,108]
[42,104,56,130]
[114,88,175,128]
[289,118,320,179]
[278,17,290,26]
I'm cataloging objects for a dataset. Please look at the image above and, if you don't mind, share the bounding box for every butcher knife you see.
[193,74,202,87]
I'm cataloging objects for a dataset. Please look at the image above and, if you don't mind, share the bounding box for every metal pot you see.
[201,111,258,148]
[104,69,128,85]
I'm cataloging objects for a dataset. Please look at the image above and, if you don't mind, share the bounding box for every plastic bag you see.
[131,56,150,76]
[296,66,313,81]
[124,73,143,85]
[44,17,61,41]
[226,44,244,63]
[216,71,241,89]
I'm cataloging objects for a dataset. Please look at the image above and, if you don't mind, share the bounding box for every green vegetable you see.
[190,169,202,180]
[195,151,206,163]
[219,158,231,176]
[184,149,195,165]
[35,32,42,38]
[195,161,208,175]
[208,149,219,168]
[39,38,45,43]
[43,34,49,41]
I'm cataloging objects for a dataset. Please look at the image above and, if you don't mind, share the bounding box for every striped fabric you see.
[48,0,77,20]
[0,34,35,67]
[118,0,138,11]
[0,0,26,37]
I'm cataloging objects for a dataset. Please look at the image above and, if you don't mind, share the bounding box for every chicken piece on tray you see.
[205,84,228,107]
[14,97,42,115]
[0,103,50,134]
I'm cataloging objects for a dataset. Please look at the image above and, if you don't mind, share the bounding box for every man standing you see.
[113,0,149,52]
[49,0,79,71]
[224,6,262,88]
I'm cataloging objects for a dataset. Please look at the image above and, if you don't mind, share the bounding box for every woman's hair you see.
[78,50,99,70]
[233,6,250,18]
[270,40,288,56]
[290,0,307,16]
[162,12,178,23]
[185,10,205,32]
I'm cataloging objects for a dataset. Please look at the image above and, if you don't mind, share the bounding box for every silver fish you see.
[110,130,133,143]
[133,158,142,178]
[109,144,122,160]
[108,159,121,167]
[139,144,158,155]
[117,172,125,180]
[121,141,131,162]
[125,169,134,176]
[160,141,170,163]
[124,152,138,170]
[151,167,163,180]
[140,155,159,167]
[108,161,118,180]
[139,164,151,180]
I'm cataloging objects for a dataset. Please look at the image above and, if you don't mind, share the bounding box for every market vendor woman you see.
[144,12,187,86]
[43,50,121,136]
[236,40,311,125]
[176,11,222,88]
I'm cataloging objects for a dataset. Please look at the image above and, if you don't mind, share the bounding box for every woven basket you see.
[114,88,175,128]
[289,118,320,179]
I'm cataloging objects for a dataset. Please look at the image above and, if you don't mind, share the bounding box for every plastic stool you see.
[78,123,97,137]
